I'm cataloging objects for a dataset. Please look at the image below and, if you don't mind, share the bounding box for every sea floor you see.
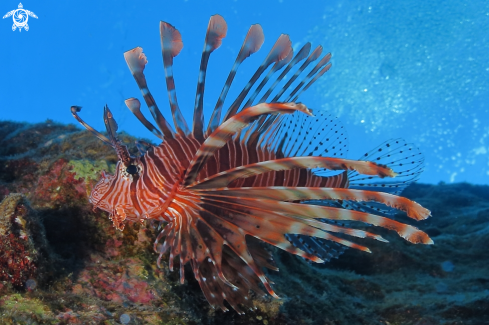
[0,120,488,325]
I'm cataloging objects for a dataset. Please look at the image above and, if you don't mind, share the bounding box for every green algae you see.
[0,294,51,316]
[68,159,116,182]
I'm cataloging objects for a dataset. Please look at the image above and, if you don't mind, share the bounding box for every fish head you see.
[89,160,143,230]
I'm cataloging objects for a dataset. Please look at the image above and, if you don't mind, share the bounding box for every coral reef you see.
[0,120,488,324]
[0,193,50,290]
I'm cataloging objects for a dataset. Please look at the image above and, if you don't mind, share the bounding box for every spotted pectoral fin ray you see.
[202,195,433,245]
[261,111,349,163]
[153,196,273,313]
[348,138,425,194]
[195,187,431,221]
[285,233,347,263]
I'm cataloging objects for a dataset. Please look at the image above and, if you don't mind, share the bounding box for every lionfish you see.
[71,15,432,313]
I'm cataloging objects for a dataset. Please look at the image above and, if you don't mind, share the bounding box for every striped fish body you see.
[91,134,351,226]
[72,15,432,314]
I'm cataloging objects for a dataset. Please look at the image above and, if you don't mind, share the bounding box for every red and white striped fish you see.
[71,15,432,313]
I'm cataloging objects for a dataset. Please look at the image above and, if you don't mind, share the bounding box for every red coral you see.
[0,205,37,288]
[105,238,123,257]
[33,159,87,208]
[73,258,159,304]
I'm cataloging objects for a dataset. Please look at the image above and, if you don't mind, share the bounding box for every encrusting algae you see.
[68,159,117,195]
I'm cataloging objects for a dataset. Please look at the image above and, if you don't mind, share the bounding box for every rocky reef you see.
[0,119,488,325]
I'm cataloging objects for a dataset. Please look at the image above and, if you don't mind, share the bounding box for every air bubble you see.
[25,279,37,290]
[120,314,131,324]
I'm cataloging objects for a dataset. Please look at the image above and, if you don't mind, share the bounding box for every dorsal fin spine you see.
[160,21,190,136]
[291,62,332,102]
[206,24,264,137]
[245,43,313,147]
[124,47,176,140]
[271,45,323,102]
[125,98,164,140]
[241,49,294,110]
[193,15,228,140]
[258,42,312,104]
[286,53,332,102]
[222,34,292,122]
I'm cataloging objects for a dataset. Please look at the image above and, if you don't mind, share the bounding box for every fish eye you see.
[125,165,138,175]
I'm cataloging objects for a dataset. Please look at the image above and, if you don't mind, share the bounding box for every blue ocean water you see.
[1,0,488,184]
